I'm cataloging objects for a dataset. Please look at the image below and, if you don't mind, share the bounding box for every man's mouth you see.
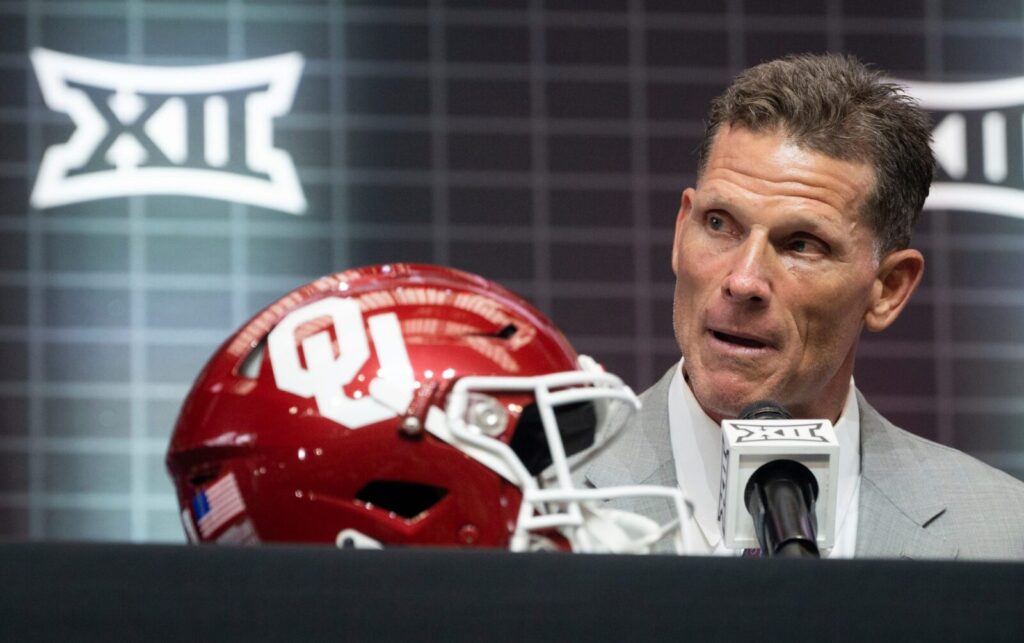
[710,329,769,349]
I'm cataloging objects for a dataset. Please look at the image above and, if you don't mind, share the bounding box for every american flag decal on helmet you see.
[191,472,246,538]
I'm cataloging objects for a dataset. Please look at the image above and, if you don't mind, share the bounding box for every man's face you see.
[672,125,882,422]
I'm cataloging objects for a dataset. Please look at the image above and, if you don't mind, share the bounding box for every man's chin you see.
[687,377,772,423]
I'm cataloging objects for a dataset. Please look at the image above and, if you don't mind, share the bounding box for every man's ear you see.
[864,248,925,332]
[672,188,696,277]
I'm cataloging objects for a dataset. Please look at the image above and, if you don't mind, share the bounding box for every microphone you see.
[718,400,839,558]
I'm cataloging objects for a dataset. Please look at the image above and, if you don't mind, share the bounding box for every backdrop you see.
[2,0,1023,542]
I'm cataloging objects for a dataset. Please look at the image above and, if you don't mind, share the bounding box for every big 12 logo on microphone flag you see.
[718,418,840,550]
[30,48,306,214]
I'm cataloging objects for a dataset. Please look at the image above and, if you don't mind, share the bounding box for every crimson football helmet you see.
[166,264,687,553]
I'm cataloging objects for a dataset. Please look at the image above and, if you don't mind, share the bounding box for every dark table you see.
[1,543,1021,641]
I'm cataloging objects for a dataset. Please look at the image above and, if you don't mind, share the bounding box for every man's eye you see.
[707,214,724,231]
[788,237,827,256]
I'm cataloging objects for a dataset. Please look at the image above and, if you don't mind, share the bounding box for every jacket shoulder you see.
[875,411,1024,497]
[862,398,1024,558]
[575,367,676,489]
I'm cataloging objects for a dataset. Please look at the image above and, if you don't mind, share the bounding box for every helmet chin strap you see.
[574,505,667,554]
[520,485,690,554]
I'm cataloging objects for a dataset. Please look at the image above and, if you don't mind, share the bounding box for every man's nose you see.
[722,232,772,303]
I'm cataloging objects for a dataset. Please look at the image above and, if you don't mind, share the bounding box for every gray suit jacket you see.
[582,367,1024,559]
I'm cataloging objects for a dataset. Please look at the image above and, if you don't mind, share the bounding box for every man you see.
[582,53,1024,558]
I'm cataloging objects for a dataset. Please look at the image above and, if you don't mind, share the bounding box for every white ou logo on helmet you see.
[267,297,415,429]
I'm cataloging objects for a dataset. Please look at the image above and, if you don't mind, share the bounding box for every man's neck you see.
[682,368,847,424]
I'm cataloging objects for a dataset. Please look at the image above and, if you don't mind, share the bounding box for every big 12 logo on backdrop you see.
[30,48,306,214]
[896,75,1024,219]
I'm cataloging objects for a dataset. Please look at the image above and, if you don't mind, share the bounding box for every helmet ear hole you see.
[355,480,448,519]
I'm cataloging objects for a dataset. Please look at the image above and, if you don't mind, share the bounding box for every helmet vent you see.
[495,323,518,339]
[467,324,518,340]
[355,480,448,519]
[237,339,266,379]
[188,469,220,488]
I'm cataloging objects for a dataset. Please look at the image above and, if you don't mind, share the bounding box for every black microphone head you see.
[743,458,820,506]
[739,399,792,420]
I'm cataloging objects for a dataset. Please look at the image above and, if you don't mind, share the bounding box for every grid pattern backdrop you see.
[2,0,1024,542]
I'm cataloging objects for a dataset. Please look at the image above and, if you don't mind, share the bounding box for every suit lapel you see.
[856,392,957,559]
